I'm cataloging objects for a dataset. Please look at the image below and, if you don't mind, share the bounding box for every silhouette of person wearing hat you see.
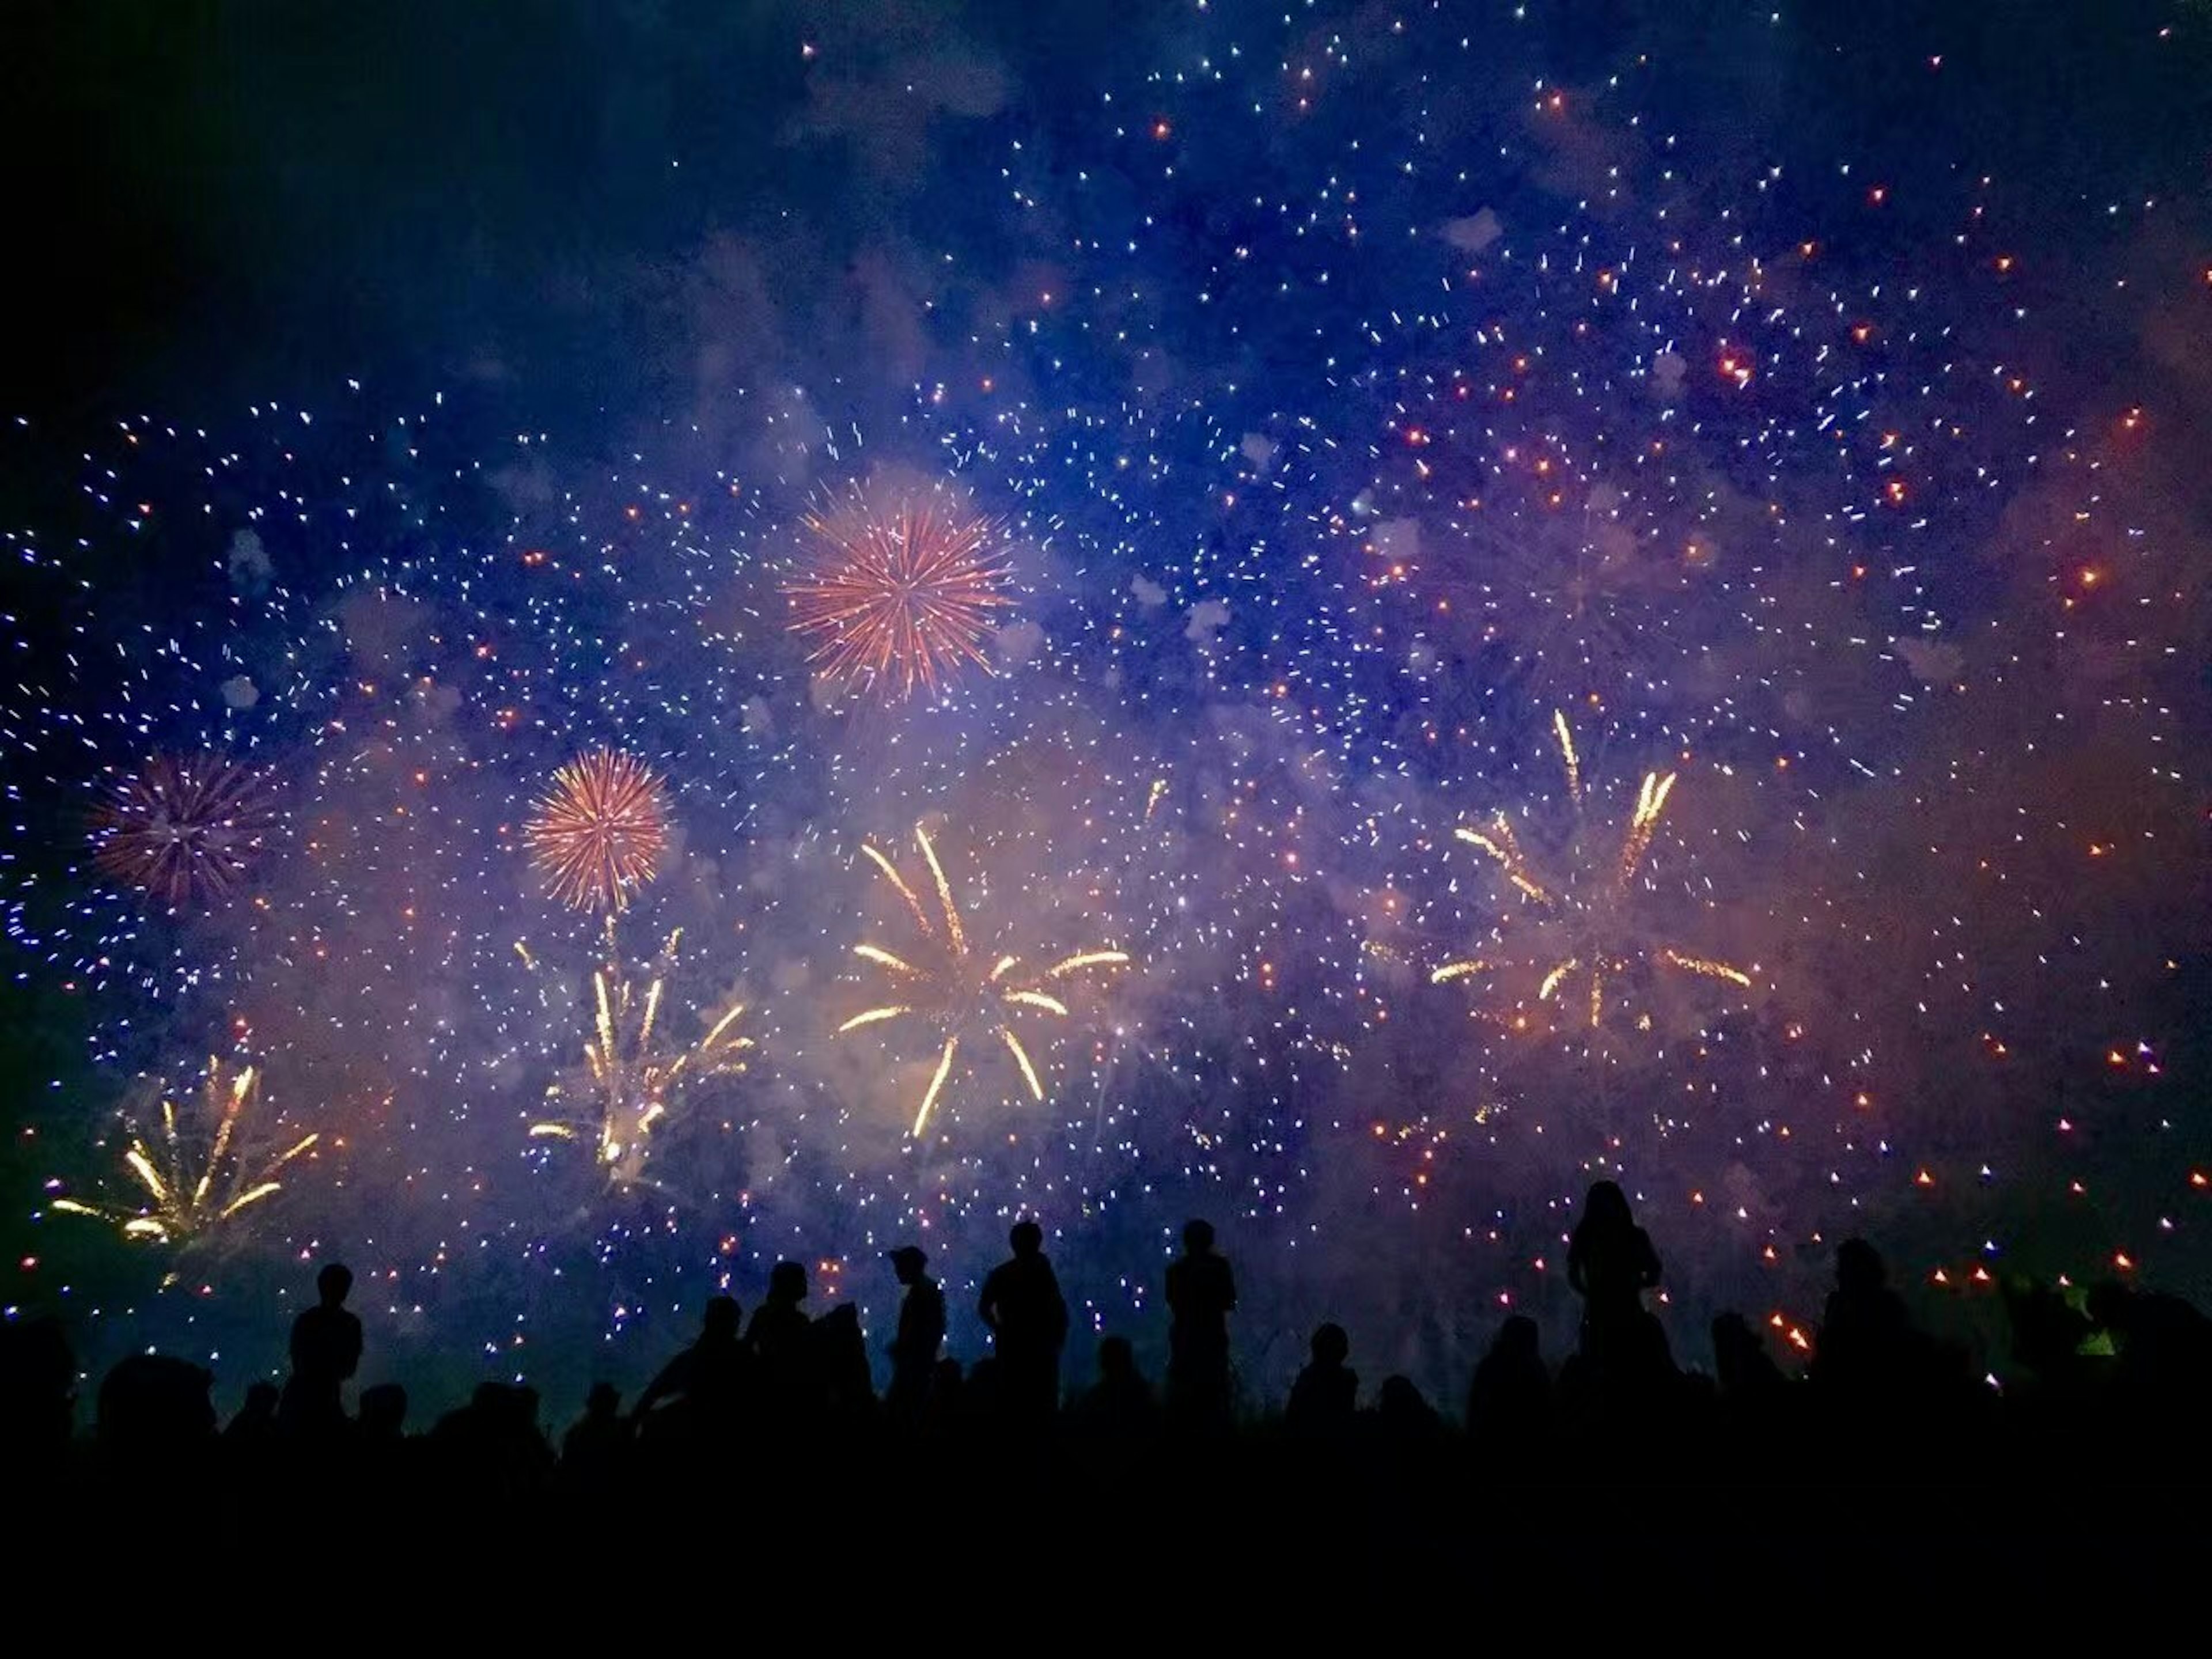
[886,1245,945,1427]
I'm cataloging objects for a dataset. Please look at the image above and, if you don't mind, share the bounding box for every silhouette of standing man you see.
[279,1263,362,1437]
[1164,1218,1236,1427]
[978,1219,1067,1425]
[885,1245,945,1427]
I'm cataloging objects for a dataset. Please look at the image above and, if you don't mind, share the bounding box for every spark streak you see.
[838,822,1130,1138]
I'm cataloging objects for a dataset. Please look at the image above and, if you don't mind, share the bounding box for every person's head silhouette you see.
[316,1263,353,1307]
[1836,1237,1887,1296]
[1495,1315,1539,1361]
[1010,1219,1043,1257]
[1183,1218,1215,1255]
[889,1245,928,1285]
[1582,1181,1632,1232]
[585,1381,619,1419]
[702,1295,742,1342]
[1310,1323,1350,1367]
[767,1261,808,1305]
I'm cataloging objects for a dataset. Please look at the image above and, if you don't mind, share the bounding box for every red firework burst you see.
[91,755,279,907]
[783,494,1016,700]
[525,749,670,911]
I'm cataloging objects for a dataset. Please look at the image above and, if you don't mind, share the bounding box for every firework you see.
[51,1058,317,1247]
[525,749,671,912]
[529,921,752,1188]
[1433,710,1752,1032]
[783,491,1016,700]
[90,755,279,907]
[838,823,1129,1137]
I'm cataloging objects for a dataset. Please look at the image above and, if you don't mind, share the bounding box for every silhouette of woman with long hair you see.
[1565,1181,1671,1394]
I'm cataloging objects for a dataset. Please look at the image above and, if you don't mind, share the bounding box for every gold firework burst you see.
[52,1058,317,1247]
[783,491,1016,701]
[1433,710,1751,1032]
[837,823,1129,1138]
[525,749,671,912]
[529,921,752,1188]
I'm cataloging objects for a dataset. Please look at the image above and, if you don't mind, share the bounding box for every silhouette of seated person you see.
[1165,1218,1237,1427]
[1466,1315,1551,1450]
[1070,1335,1159,1442]
[279,1262,363,1438]
[885,1245,945,1427]
[562,1381,632,1489]
[633,1294,750,1442]
[1286,1323,1357,1440]
[747,1262,816,1420]
[978,1219,1069,1425]
[1566,1181,1673,1393]
[1810,1238,1915,1402]
[2088,1279,2212,1414]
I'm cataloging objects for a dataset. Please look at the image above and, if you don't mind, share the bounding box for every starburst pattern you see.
[529,921,752,1188]
[525,749,670,912]
[1434,710,1752,1034]
[90,755,279,907]
[51,1058,317,1247]
[783,491,1016,700]
[837,823,1129,1138]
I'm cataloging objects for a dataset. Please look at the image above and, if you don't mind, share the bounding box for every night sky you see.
[3,0,2208,1414]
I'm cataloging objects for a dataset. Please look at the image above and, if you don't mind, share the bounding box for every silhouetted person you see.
[1372,1374,1445,1452]
[430,1382,552,1493]
[2003,1278,2096,1404]
[748,1262,815,1420]
[1071,1335,1158,1441]
[978,1221,1070,1433]
[279,1263,362,1437]
[1165,1218,1237,1427]
[97,1353,216,1454]
[1811,1238,1912,1400]
[225,1380,281,1444]
[1466,1315,1551,1450]
[979,1220,1069,1425]
[358,1382,408,1443]
[634,1295,749,1441]
[1711,1311,1789,1427]
[886,1245,945,1427]
[813,1302,876,1419]
[0,1315,76,1472]
[1567,1182,1672,1392]
[355,1381,414,1497]
[2089,1280,2212,1412]
[562,1382,632,1491]
[1286,1323,1357,1439]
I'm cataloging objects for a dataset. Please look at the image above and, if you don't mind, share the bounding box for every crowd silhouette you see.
[7,1189,2210,1572]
